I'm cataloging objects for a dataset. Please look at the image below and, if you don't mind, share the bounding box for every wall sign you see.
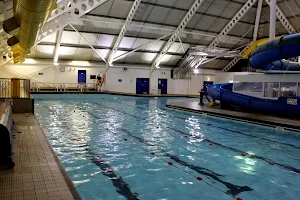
[90,75,96,79]
[60,66,65,72]
[287,98,297,105]
[118,79,122,82]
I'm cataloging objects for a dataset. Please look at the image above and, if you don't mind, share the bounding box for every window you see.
[280,82,297,97]
[264,82,279,98]
[234,82,263,93]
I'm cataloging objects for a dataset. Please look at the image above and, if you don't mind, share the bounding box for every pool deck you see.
[166,101,300,131]
[0,114,81,200]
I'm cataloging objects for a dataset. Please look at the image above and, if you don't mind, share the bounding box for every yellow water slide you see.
[242,36,281,58]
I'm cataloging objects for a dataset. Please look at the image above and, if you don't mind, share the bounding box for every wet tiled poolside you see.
[0,114,81,200]
[166,101,300,131]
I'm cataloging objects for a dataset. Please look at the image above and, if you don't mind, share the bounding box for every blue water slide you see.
[207,34,300,116]
[207,83,300,116]
[249,33,300,71]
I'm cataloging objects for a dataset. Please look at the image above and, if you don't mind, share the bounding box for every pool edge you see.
[33,115,83,200]
[166,104,300,132]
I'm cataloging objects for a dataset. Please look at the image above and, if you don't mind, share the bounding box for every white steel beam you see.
[191,0,257,71]
[208,0,258,48]
[269,0,276,40]
[80,15,250,44]
[222,0,297,72]
[177,35,185,53]
[112,32,173,62]
[69,24,107,63]
[264,0,296,34]
[106,0,142,70]
[150,0,206,73]
[221,42,252,72]
[253,0,263,41]
[0,0,110,67]
[53,28,63,63]
[36,0,110,44]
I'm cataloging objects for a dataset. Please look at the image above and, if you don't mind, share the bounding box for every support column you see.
[253,0,263,41]
[269,0,276,40]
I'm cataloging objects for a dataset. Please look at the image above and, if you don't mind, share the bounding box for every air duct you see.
[3,0,56,63]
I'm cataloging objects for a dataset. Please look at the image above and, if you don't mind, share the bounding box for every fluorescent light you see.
[53,54,58,62]
[155,62,160,68]
[194,69,199,74]
[70,61,90,66]
[24,58,36,64]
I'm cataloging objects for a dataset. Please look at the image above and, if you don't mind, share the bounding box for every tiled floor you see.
[166,101,300,131]
[0,114,81,200]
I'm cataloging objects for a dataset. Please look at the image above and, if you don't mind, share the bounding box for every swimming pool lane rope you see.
[38,104,140,200]
[108,100,300,166]
[118,128,252,199]
[82,104,253,199]
[47,102,249,199]
[89,101,300,175]
[40,103,241,199]
[112,99,300,150]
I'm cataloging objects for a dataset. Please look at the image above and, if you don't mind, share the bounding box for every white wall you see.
[215,72,254,84]
[0,60,218,95]
[106,67,171,94]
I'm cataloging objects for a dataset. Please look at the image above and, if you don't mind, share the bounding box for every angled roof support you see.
[150,0,206,74]
[105,0,142,71]
[222,0,297,72]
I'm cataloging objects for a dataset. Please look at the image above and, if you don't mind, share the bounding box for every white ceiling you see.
[30,0,300,70]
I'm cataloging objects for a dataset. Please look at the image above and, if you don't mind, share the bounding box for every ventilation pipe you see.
[3,0,56,63]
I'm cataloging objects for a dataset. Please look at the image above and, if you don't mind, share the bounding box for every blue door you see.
[158,79,167,94]
[78,70,86,84]
[136,78,149,94]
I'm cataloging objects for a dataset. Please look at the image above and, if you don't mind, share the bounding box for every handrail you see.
[31,82,97,92]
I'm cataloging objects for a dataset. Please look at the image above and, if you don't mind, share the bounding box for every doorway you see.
[78,70,86,84]
[158,79,167,94]
[136,78,149,94]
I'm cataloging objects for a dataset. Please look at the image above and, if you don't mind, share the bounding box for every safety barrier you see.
[0,78,30,98]
[0,102,15,169]
[31,82,96,92]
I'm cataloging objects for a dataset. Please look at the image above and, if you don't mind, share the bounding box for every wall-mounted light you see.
[207,77,211,81]
[24,58,36,64]
[70,61,90,66]
[194,69,199,74]
[54,62,58,66]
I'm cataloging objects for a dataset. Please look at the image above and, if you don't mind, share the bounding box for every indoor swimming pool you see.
[34,94,300,200]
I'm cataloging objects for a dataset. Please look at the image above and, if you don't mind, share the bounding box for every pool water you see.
[34,94,300,200]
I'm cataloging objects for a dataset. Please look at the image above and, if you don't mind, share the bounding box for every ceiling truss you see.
[105,0,142,71]
[222,0,297,72]
[150,0,206,74]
